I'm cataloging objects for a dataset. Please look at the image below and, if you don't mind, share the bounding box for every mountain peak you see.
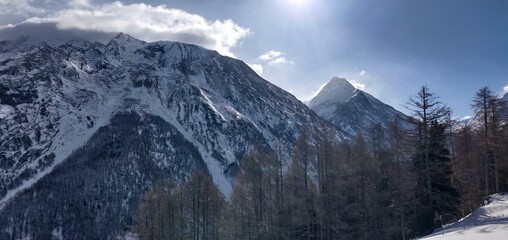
[308,77,357,109]
[113,32,131,40]
[109,32,145,45]
[329,77,355,89]
[104,33,146,58]
[308,76,408,138]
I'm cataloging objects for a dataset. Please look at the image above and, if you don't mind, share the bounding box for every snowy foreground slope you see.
[421,193,508,240]
[0,33,341,239]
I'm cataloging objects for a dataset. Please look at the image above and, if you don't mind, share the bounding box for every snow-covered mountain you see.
[308,77,407,139]
[0,33,341,239]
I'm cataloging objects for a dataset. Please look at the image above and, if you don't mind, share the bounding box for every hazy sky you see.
[1,0,507,118]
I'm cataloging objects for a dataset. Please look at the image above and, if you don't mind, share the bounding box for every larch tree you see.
[134,179,176,240]
[472,87,498,194]
[285,131,318,239]
[452,123,483,215]
[222,147,279,240]
[134,173,223,240]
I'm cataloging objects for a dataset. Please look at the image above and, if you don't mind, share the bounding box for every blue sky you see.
[1,0,507,118]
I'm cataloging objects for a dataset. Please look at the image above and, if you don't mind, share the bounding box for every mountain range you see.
[0,34,408,239]
[0,33,345,239]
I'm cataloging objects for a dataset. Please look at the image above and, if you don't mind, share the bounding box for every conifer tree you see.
[427,121,460,222]
[407,86,457,235]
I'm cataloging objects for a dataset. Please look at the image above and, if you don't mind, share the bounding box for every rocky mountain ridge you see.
[0,33,341,239]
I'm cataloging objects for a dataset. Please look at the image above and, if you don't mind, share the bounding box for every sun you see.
[287,0,308,6]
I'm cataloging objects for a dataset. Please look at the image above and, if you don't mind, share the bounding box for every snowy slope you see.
[308,77,407,138]
[0,33,341,239]
[421,193,508,240]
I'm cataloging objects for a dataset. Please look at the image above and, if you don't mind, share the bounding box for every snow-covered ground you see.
[421,193,508,240]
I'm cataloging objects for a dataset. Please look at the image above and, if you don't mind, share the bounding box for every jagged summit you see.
[109,32,146,45]
[113,32,131,40]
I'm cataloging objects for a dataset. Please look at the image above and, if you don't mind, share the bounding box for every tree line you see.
[133,86,508,240]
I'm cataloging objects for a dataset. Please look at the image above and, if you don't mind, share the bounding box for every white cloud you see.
[4,1,250,57]
[69,0,92,8]
[257,50,294,66]
[349,80,365,90]
[258,50,283,61]
[359,70,366,76]
[0,0,45,15]
[267,57,294,66]
[504,85,508,93]
[247,63,263,75]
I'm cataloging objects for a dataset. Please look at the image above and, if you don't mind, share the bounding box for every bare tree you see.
[134,173,223,240]
[472,87,505,194]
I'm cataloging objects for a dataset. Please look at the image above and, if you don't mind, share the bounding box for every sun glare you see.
[288,0,308,6]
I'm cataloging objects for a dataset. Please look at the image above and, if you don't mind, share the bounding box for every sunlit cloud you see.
[257,50,295,66]
[68,0,92,8]
[350,80,365,90]
[258,50,282,61]
[1,1,250,57]
[247,63,263,75]
[359,70,366,76]
[267,57,294,66]
[504,85,508,94]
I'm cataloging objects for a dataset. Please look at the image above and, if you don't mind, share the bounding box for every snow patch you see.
[199,89,226,121]
[0,104,15,119]
[52,227,64,240]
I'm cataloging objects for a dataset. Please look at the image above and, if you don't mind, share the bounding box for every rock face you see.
[308,77,407,139]
[0,33,341,239]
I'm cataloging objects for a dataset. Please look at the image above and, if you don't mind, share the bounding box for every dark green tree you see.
[407,86,460,236]
[428,121,460,221]
[412,121,460,235]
